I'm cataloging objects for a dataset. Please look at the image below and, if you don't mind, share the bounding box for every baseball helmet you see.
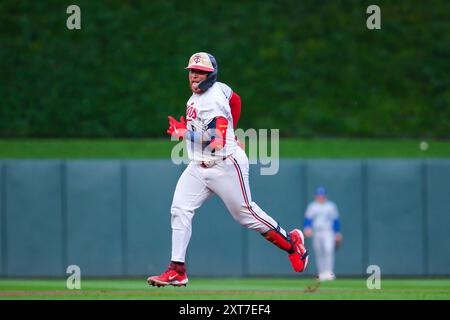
[185,52,218,91]
[315,186,327,196]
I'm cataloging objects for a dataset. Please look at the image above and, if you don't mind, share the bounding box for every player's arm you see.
[167,115,187,140]
[303,218,313,237]
[208,116,228,150]
[334,220,342,248]
[229,91,245,150]
[303,204,313,237]
[332,204,342,247]
[229,92,241,129]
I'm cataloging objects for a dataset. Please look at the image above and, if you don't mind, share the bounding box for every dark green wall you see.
[0,159,449,277]
[2,0,449,138]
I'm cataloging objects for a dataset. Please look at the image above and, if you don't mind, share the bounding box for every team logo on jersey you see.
[186,106,197,120]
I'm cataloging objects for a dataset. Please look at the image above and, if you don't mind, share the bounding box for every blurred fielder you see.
[303,186,342,281]
[147,52,309,287]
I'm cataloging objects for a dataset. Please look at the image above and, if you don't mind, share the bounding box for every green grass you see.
[0,278,449,300]
[0,139,449,159]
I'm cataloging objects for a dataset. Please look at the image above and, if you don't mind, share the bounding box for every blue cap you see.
[315,186,327,196]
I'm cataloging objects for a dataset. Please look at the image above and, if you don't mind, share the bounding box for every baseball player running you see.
[147,52,308,287]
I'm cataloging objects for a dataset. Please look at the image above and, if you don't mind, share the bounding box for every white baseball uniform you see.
[170,81,289,262]
[304,200,339,277]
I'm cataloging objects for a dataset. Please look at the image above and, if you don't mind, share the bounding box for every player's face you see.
[315,195,326,203]
[189,69,209,93]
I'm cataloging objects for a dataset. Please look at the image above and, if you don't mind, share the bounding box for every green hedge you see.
[1,0,449,138]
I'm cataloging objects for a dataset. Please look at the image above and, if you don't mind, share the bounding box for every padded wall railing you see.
[0,159,449,277]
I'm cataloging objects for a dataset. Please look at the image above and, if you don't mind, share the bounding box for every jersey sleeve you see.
[305,203,314,219]
[331,202,340,219]
[218,82,233,100]
[217,82,241,129]
[331,202,340,232]
[203,83,232,122]
[229,92,241,129]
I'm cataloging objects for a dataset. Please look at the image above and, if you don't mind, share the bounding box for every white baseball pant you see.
[170,146,285,262]
[312,230,336,275]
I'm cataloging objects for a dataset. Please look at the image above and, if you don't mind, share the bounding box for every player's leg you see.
[148,163,213,287]
[322,231,336,280]
[170,164,214,263]
[207,147,308,272]
[313,232,325,279]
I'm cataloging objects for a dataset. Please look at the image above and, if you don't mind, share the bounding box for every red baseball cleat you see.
[288,229,309,272]
[147,263,188,287]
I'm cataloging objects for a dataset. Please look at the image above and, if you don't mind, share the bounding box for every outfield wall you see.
[0,159,449,277]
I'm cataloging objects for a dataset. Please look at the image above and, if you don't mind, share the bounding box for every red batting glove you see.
[167,116,187,140]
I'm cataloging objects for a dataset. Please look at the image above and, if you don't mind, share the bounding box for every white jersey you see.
[185,81,237,162]
[304,200,339,232]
